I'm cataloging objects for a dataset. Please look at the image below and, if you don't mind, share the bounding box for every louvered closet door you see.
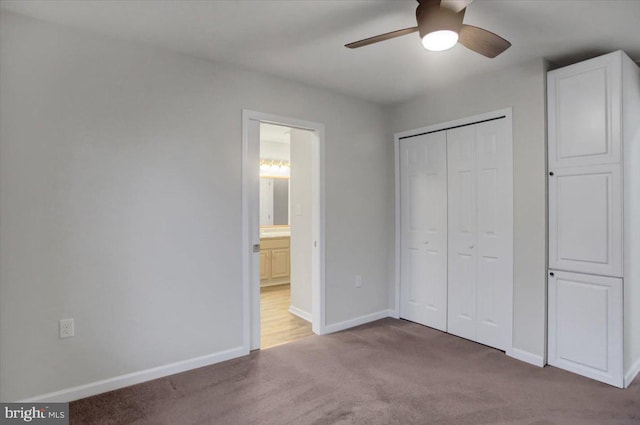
[399,132,448,331]
[447,120,513,351]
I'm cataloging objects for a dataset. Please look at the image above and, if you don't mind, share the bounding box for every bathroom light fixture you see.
[260,159,290,179]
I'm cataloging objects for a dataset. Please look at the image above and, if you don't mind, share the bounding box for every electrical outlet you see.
[355,275,362,288]
[59,318,75,339]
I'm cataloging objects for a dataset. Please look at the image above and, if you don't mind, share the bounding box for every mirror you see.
[260,177,289,226]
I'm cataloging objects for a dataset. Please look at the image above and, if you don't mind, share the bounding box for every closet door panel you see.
[474,120,513,351]
[549,164,623,277]
[447,126,477,341]
[400,132,448,331]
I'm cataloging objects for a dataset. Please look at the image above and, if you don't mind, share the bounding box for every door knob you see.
[424,241,430,245]
[469,245,474,249]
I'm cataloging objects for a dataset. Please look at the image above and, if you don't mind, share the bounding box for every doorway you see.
[242,110,325,351]
[259,123,311,348]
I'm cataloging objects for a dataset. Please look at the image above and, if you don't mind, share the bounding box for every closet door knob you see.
[549,272,555,277]
[549,171,554,176]
[469,245,474,250]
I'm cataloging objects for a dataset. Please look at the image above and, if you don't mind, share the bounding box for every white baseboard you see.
[288,305,312,322]
[624,357,640,388]
[324,309,393,334]
[507,347,545,367]
[20,346,247,403]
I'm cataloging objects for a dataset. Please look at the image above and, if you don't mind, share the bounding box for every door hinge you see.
[253,244,260,253]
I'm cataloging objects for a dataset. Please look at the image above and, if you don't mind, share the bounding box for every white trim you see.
[324,310,393,334]
[507,347,545,368]
[624,357,640,388]
[394,109,512,140]
[288,305,312,322]
[19,346,247,403]
[393,133,401,318]
[394,108,515,355]
[242,110,326,352]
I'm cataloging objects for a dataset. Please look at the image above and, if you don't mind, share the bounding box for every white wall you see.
[388,59,548,360]
[0,11,391,401]
[289,129,313,316]
[260,140,290,162]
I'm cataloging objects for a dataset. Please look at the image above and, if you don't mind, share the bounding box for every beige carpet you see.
[70,318,640,424]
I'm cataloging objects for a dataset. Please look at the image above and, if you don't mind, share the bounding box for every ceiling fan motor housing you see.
[416,3,465,38]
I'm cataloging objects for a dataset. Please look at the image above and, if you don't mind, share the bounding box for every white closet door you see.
[447,119,513,351]
[400,132,448,331]
[474,120,513,351]
[549,164,623,277]
[548,270,623,387]
[446,125,477,341]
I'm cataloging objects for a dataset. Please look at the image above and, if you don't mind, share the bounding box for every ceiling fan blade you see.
[458,24,511,58]
[440,0,473,13]
[345,27,419,49]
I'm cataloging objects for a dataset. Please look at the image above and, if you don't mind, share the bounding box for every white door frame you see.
[393,108,514,355]
[242,109,326,351]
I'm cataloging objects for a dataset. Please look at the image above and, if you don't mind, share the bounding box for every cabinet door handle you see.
[549,272,555,277]
[549,171,554,176]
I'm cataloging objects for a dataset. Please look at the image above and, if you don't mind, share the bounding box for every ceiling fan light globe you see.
[422,30,459,51]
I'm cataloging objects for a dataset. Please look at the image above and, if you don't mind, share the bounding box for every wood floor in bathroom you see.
[260,284,313,349]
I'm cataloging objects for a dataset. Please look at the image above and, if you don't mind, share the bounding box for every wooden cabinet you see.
[260,236,290,286]
[259,250,271,280]
[547,51,640,388]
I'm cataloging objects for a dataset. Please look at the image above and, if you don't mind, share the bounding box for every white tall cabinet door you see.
[548,53,621,168]
[474,120,513,351]
[549,164,623,277]
[446,126,477,342]
[399,132,448,331]
[548,271,623,387]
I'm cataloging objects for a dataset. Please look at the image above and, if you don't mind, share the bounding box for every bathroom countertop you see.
[259,229,291,238]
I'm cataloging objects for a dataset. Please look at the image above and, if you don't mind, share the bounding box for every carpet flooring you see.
[70,318,640,425]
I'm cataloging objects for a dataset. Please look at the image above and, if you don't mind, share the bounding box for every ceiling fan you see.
[345,0,511,58]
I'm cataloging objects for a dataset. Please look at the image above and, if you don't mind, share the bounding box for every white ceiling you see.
[2,0,639,105]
